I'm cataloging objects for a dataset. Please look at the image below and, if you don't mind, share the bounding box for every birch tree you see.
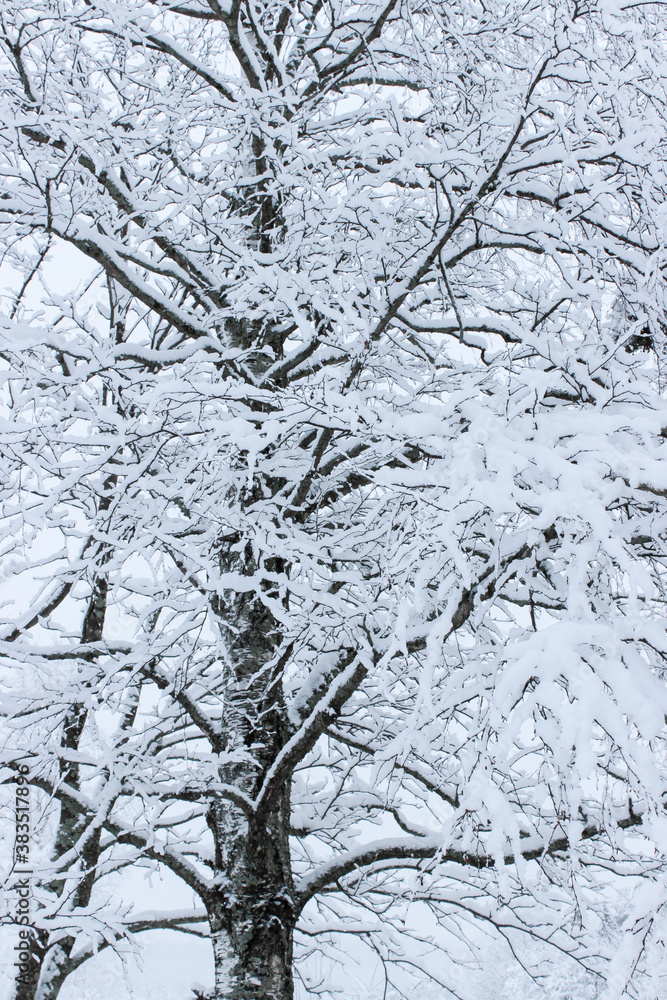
[2,1,667,999]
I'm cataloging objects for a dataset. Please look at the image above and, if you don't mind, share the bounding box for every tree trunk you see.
[207,544,295,1000]
[205,811,295,1000]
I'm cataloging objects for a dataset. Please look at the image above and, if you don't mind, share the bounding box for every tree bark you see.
[206,543,295,1000]
[205,810,295,1000]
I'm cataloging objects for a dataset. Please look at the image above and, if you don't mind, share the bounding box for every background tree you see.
[1,1,667,999]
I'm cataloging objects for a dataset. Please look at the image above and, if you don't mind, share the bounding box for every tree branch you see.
[295,807,646,911]
[254,650,366,818]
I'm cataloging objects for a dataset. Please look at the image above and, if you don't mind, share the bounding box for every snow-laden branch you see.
[23,773,213,900]
[295,806,648,912]
[254,650,367,818]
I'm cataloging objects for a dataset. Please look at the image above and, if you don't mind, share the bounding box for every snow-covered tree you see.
[2,1,667,999]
